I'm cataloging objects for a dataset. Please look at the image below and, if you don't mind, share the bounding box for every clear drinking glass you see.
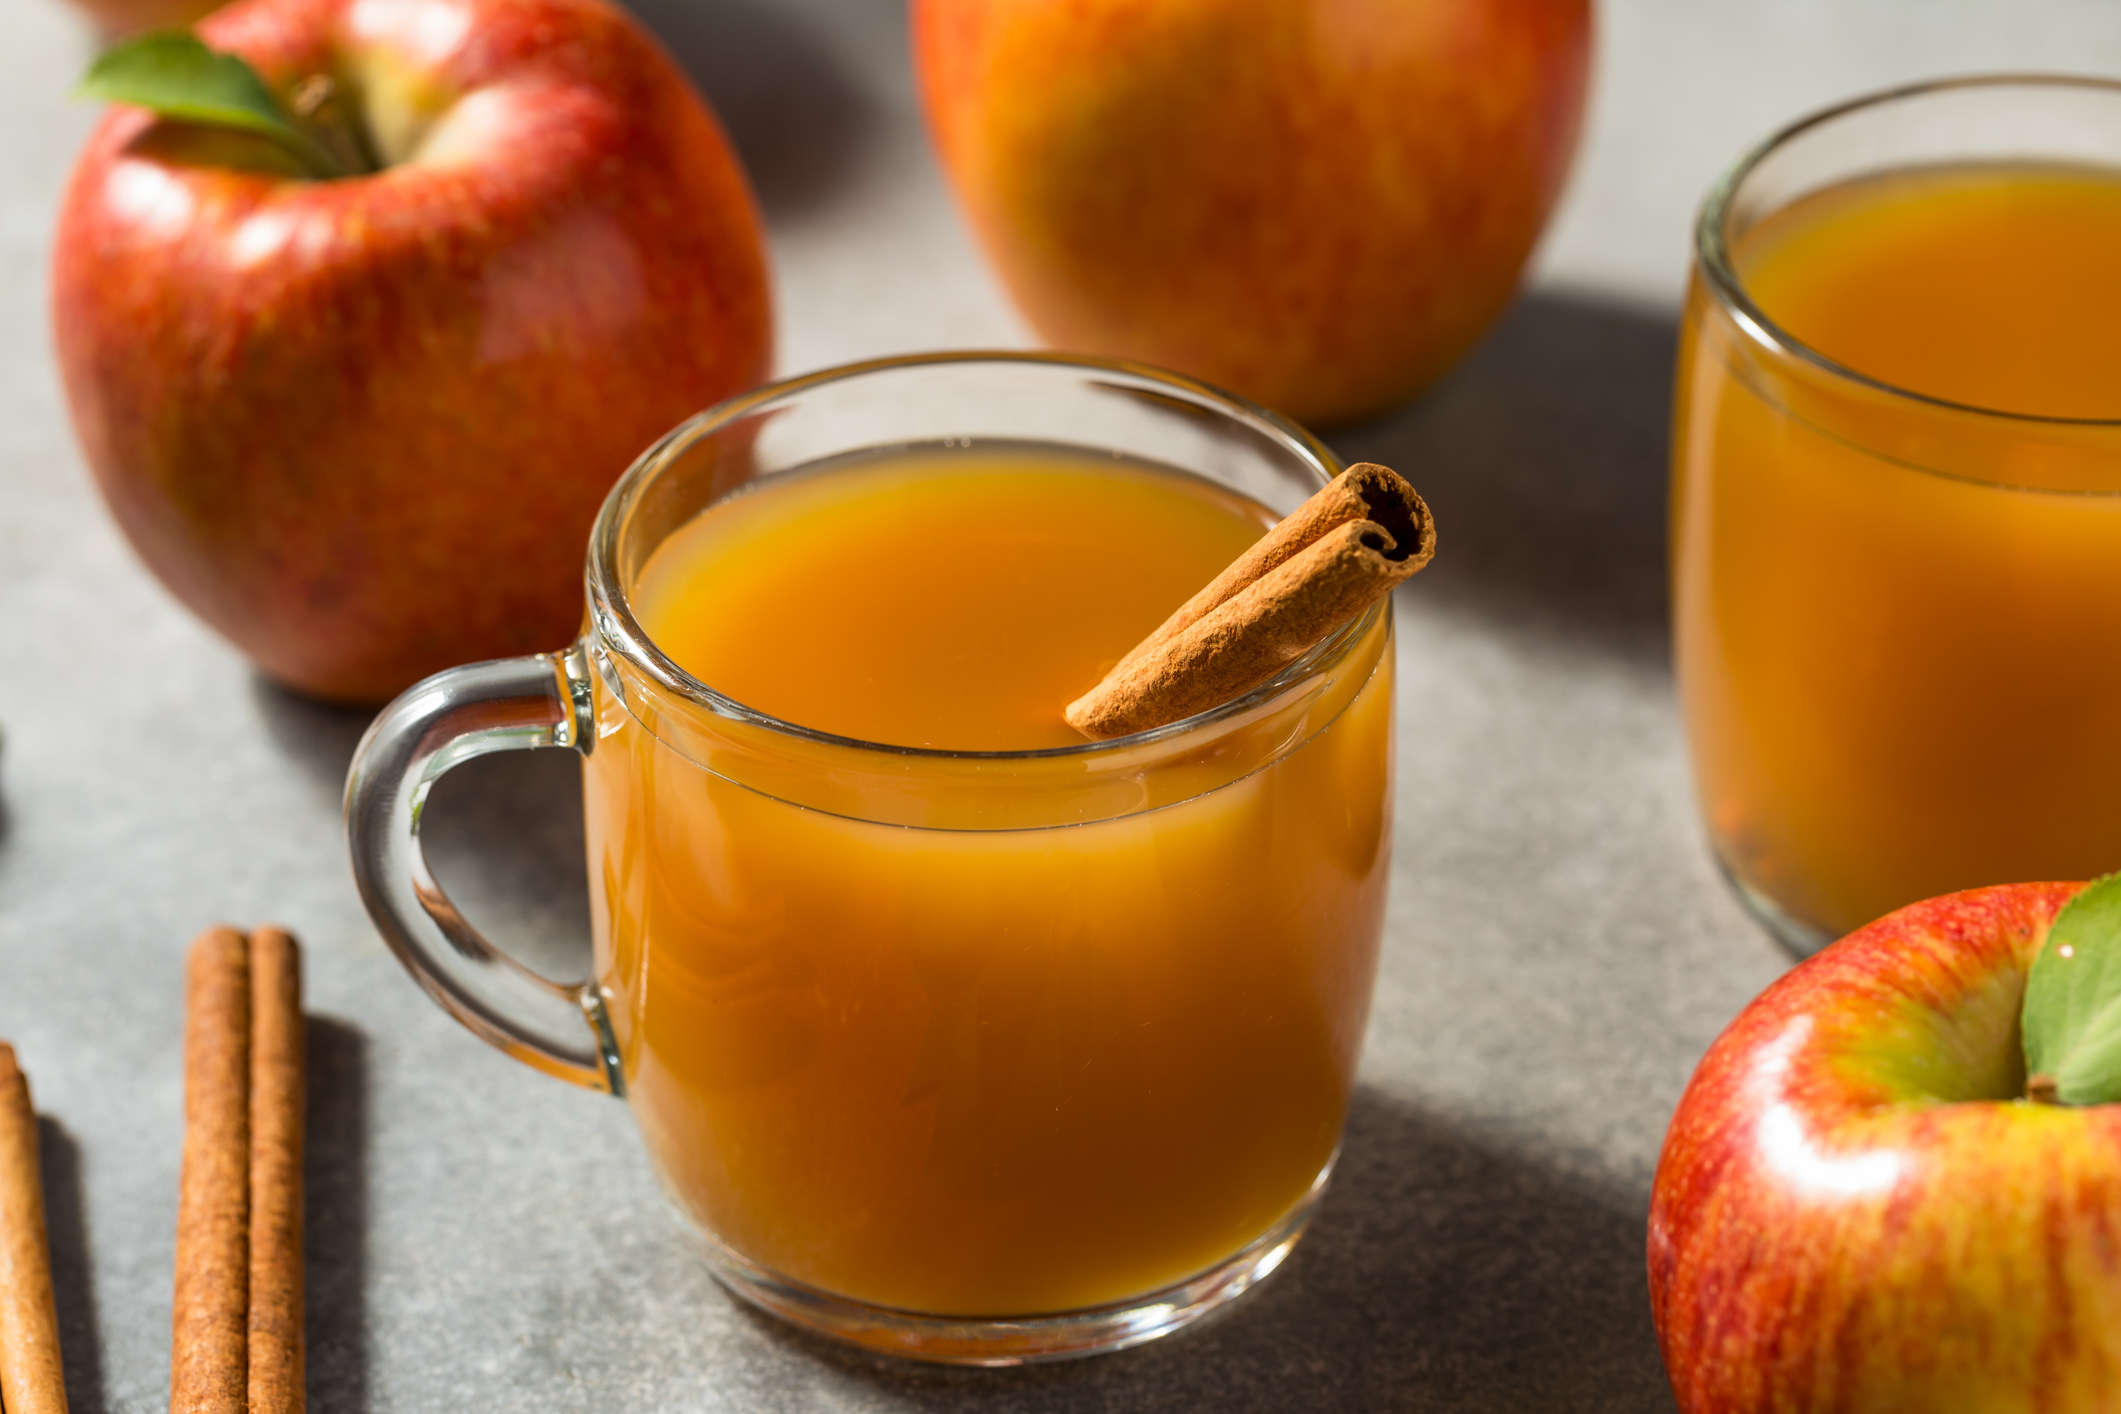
[1674,77,2121,956]
[345,352,1395,1363]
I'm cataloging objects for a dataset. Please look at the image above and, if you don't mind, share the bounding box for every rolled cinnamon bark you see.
[247,927,305,1414]
[171,927,250,1414]
[0,1042,68,1414]
[1066,463,1434,740]
[1108,462,1433,679]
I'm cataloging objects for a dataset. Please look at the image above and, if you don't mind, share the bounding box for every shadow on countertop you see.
[41,1118,106,1414]
[1337,290,1679,665]
[619,0,875,221]
[250,678,374,802]
[418,747,593,984]
[0,720,15,853]
[769,1086,1675,1413]
[308,1016,371,1414]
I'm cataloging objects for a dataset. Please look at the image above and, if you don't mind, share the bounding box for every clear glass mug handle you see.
[343,643,623,1095]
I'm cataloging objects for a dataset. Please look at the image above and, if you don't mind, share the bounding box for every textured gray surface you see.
[3,1,2118,1410]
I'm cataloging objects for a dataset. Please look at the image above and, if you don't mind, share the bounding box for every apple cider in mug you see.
[1676,161,2121,943]
[581,449,1394,1315]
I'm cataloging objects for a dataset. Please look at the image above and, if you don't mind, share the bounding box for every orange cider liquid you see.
[1675,164,2121,939]
[582,449,1394,1314]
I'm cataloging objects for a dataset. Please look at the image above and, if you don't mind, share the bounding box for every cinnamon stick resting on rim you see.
[171,925,306,1414]
[0,1042,69,1414]
[1066,462,1435,740]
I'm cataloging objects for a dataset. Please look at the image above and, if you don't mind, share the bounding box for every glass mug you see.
[345,353,1395,1363]
[1674,77,2121,956]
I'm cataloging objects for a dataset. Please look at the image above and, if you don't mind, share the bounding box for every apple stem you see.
[288,75,379,177]
[2027,1073,2062,1105]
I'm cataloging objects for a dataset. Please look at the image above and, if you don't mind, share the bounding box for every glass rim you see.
[1696,71,2121,430]
[583,349,1382,763]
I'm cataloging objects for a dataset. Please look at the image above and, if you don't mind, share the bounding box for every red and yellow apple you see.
[912,0,1592,427]
[54,0,771,702]
[63,0,226,42]
[1649,882,2121,1410]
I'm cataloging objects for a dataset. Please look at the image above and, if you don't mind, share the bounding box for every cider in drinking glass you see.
[589,446,1391,1317]
[1674,78,2121,951]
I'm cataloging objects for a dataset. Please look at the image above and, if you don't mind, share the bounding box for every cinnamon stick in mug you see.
[1066,462,1435,740]
[0,1042,69,1414]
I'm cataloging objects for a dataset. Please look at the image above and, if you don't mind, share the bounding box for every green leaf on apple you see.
[2022,872,2121,1104]
[78,31,347,179]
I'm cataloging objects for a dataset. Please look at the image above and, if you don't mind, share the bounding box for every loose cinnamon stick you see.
[247,928,305,1414]
[1066,463,1435,740]
[172,927,250,1414]
[0,1043,68,1414]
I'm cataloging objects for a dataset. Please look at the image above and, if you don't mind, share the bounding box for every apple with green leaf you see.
[913,0,1592,427]
[1649,879,2121,1410]
[54,0,771,702]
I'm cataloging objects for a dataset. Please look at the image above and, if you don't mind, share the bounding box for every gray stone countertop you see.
[3,2,2118,1409]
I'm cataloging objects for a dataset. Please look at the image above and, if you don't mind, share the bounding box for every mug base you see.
[1714,853,1836,959]
[691,1161,1331,1366]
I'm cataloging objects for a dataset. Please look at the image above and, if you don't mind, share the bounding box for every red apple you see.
[54,0,771,702]
[63,0,227,42]
[1649,882,2121,1410]
[912,0,1591,427]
